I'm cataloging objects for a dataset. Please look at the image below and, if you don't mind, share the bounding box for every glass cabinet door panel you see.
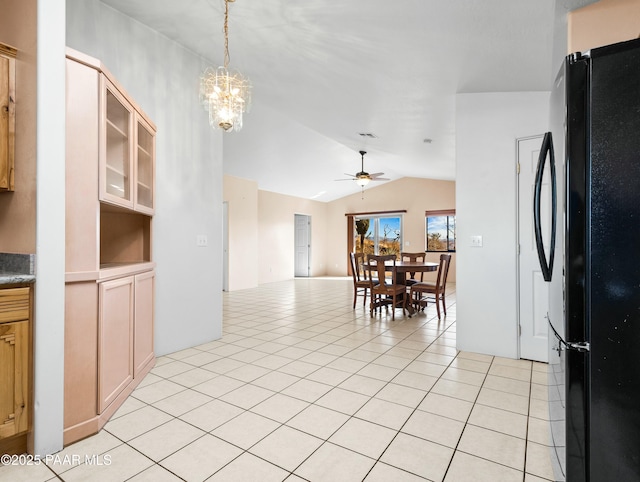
[104,88,132,203]
[136,120,154,211]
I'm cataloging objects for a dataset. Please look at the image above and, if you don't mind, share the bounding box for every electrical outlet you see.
[470,235,483,247]
[196,235,208,247]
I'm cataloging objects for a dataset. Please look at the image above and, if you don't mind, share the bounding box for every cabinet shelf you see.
[98,261,156,281]
[106,164,126,177]
[137,145,151,158]
[106,118,128,139]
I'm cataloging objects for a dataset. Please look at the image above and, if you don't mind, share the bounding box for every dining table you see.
[365,259,439,315]
[389,260,438,280]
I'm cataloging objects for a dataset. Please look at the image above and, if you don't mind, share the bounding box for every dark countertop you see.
[0,253,36,285]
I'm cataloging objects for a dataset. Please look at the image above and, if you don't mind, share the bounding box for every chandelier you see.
[199,0,251,132]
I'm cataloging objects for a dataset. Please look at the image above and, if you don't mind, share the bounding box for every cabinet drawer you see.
[0,288,30,324]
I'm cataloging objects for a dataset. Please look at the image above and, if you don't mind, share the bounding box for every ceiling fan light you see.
[356,177,370,187]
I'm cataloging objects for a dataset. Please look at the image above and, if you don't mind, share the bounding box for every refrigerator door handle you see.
[533,132,557,282]
[548,313,590,352]
[567,341,591,352]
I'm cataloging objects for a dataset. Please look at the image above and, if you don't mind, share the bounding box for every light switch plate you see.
[470,235,483,247]
[196,235,208,247]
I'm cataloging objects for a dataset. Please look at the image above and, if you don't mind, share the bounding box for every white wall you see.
[258,190,328,284]
[35,0,67,457]
[67,1,223,354]
[456,92,549,358]
[223,175,259,290]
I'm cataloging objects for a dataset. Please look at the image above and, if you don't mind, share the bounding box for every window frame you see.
[425,209,456,253]
[353,213,404,257]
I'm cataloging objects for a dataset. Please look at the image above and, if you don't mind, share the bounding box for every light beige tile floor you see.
[0,278,558,481]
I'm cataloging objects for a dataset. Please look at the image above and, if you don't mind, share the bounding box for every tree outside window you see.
[354,215,402,257]
[355,218,373,255]
[426,210,456,252]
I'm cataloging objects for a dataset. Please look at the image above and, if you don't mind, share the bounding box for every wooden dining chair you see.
[400,252,426,286]
[409,253,451,319]
[349,252,372,309]
[367,254,406,320]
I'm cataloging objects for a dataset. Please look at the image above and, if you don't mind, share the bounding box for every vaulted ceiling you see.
[100,0,593,201]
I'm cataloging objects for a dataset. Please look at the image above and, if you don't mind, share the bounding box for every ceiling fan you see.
[336,151,390,187]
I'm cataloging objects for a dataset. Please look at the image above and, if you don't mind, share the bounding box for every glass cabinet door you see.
[101,78,134,208]
[135,118,154,213]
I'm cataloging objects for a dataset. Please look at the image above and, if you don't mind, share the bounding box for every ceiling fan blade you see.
[334,174,356,181]
[368,172,385,177]
[370,177,390,181]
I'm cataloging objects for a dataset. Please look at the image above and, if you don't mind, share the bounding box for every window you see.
[426,210,456,252]
[354,215,403,256]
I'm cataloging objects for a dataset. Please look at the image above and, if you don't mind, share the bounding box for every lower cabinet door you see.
[0,320,28,439]
[134,271,154,378]
[98,276,134,413]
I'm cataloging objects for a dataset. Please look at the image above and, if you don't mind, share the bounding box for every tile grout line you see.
[39,281,550,481]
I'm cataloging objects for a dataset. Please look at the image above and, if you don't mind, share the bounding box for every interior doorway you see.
[222,201,229,291]
[517,135,549,362]
[294,214,311,277]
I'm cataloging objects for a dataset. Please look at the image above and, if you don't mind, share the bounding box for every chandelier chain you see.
[223,0,230,69]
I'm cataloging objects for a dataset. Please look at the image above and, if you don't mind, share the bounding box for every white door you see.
[222,201,229,291]
[517,136,549,362]
[294,214,310,277]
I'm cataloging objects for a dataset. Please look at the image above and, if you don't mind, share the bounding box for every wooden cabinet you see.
[135,117,155,214]
[0,287,31,443]
[100,76,155,214]
[98,276,134,413]
[134,271,155,377]
[64,48,156,446]
[100,77,134,209]
[98,271,154,412]
[0,43,17,192]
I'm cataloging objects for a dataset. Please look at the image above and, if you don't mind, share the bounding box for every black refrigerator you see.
[536,37,640,481]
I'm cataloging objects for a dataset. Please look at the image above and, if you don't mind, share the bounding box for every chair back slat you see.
[401,252,425,281]
[435,253,452,290]
[350,252,368,283]
[368,254,396,285]
[401,252,425,262]
[349,252,359,282]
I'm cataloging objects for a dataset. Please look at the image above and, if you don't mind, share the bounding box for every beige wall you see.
[224,175,455,287]
[0,0,37,253]
[325,177,456,282]
[257,190,328,284]
[223,175,259,290]
[569,0,640,52]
